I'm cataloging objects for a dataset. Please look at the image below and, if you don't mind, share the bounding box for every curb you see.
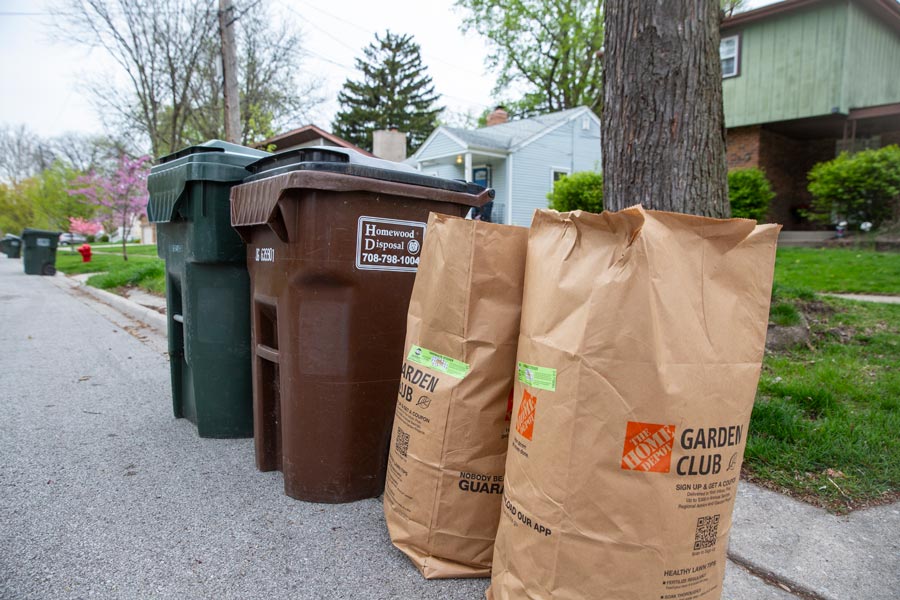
[50,274,167,335]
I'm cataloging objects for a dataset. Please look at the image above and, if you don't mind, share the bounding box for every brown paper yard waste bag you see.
[384,212,528,579]
[487,207,780,600]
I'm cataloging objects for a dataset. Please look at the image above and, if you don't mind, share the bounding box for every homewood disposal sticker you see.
[356,216,426,272]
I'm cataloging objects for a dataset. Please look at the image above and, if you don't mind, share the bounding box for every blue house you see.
[410,106,602,226]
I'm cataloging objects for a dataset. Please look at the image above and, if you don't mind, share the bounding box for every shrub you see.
[86,235,95,243]
[547,171,603,213]
[807,145,900,228]
[99,234,110,242]
[728,167,774,221]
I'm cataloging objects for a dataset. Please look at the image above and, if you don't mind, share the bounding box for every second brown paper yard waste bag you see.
[384,213,528,579]
[487,207,780,600]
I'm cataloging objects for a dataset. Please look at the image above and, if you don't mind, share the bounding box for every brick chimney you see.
[486,106,509,127]
[372,129,407,162]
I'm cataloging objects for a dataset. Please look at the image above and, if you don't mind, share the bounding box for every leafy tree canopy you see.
[0,162,93,234]
[68,155,150,259]
[456,0,603,117]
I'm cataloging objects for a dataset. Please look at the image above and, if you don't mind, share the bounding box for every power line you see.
[289,0,487,79]
[292,0,372,35]
[278,0,362,55]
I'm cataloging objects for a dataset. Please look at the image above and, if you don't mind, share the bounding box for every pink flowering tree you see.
[69,155,150,261]
[68,217,103,238]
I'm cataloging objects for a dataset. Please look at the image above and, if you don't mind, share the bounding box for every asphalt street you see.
[0,258,816,599]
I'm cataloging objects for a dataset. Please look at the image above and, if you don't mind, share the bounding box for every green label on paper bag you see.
[407,345,469,379]
[517,362,557,392]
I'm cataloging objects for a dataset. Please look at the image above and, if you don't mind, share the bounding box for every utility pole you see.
[219,0,241,143]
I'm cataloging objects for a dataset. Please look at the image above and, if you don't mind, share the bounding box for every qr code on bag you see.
[693,514,720,550]
[395,427,410,459]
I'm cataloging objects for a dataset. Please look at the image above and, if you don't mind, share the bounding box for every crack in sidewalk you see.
[728,551,831,600]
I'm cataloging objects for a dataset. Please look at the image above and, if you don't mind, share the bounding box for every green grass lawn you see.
[775,247,900,295]
[56,251,165,295]
[744,294,900,513]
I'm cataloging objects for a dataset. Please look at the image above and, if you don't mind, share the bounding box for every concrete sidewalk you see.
[730,484,900,600]
[1,258,897,599]
[823,292,900,305]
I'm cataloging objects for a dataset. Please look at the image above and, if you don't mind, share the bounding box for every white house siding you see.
[509,117,603,226]
[417,130,464,160]
[424,163,464,181]
[511,124,576,226]
[572,116,602,172]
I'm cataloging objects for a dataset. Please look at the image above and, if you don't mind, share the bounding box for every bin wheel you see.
[42,263,57,276]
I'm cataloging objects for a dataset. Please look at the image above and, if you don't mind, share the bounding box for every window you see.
[720,34,740,78]
[551,168,570,188]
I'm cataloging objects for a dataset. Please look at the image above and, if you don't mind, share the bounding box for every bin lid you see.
[147,140,269,223]
[3,233,21,241]
[232,147,494,234]
[243,146,487,196]
[21,228,61,238]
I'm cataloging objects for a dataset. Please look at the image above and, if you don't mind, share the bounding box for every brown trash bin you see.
[231,147,492,503]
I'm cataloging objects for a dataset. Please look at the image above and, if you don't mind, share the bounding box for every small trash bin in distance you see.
[1,234,22,258]
[21,229,60,275]
[147,140,269,438]
[231,147,492,503]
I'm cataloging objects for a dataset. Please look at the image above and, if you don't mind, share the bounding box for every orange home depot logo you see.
[515,390,537,440]
[621,421,676,473]
[505,387,514,422]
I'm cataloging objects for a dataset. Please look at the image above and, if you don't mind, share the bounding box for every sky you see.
[0,0,498,140]
[0,0,778,143]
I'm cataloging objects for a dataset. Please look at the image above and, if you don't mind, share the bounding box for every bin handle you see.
[256,343,279,364]
[173,314,184,324]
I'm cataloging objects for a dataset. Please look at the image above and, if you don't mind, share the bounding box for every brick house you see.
[721,0,900,228]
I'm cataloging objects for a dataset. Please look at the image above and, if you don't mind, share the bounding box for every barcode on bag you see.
[395,427,410,459]
[693,514,720,550]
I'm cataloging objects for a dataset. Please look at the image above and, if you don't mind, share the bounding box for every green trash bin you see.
[147,140,269,438]
[21,229,60,275]
[1,234,22,259]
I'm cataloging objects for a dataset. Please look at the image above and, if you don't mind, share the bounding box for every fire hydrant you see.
[77,244,92,263]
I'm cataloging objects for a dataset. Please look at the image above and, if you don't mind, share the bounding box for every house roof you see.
[252,124,373,156]
[443,107,589,151]
[415,106,599,160]
[722,0,900,34]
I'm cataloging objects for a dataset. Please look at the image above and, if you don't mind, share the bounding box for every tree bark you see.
[602,0,730,217]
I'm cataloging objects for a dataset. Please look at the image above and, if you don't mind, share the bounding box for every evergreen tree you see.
[333,31,442,154]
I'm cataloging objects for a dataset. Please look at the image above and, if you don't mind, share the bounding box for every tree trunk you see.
[602,0,730,217]
[121,210,128,261]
